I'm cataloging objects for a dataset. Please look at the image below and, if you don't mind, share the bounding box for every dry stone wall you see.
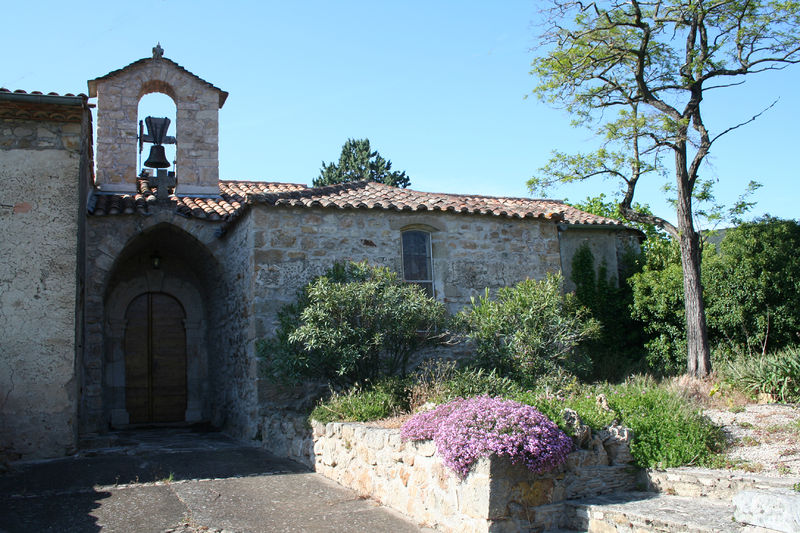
[259,412,638,532]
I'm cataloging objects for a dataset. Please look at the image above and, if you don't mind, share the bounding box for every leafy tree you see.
[630,217,800,370]
[705,217,800,355]
[459,273,600,380]
[529,1,800,376]
[570,194,674,269]
[258,261,447,385]
[314,138,411,188]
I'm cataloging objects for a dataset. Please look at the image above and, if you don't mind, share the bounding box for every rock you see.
[596,393,612,411]
[734,489,800,533]
[597,425,634,465]
[563,408,592,448]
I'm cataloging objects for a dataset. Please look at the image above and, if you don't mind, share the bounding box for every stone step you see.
[733,489,800,533]
[559,491,775,532]
[644,467,800,501]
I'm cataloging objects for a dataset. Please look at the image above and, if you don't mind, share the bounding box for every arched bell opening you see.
[137,90,177,178]
[102,223,222,428]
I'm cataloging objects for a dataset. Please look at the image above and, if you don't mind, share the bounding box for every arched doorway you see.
[101,223,220,429]
[124,292,187,424]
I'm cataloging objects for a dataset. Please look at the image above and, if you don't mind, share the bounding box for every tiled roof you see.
[89,179,628,229]
[0,88,89,122]
[87,56,228,107]
[0,88,88,98]
[90,179,305,220]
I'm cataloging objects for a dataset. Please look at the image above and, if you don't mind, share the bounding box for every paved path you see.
[0,428,431,533]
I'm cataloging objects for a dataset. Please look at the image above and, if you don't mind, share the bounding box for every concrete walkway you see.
[0,428,432,533]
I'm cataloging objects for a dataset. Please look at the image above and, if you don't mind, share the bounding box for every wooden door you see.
[124,292,187,424]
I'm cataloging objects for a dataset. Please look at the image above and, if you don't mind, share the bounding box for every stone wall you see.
[89,53,225,195]
[259,412,638,532]
[0,99,91,459]
[81,208,256,439]
[250,206,563,341]
[559,226,630,292]
[207,211,258,437]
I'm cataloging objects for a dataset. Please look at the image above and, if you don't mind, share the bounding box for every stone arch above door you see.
[106,270,207,427]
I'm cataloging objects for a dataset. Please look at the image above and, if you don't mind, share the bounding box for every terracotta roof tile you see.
[88,179,628,233]
[1,89,91,123]
[0,88,89,98]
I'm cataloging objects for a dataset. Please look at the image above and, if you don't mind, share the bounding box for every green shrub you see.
[571,243,646,381]
[705,217,800,355]
[629,257,690,375]
[409,360,523,411]
[604,379,725,468]
[459,273,599,379]
[630,218,800,373]
[719,346,800,402]
[435,367,521,403]
[513,376,724,468]
[511,388,616,434]
[258,261,448,385]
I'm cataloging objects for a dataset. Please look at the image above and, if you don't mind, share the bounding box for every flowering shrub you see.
[401,396,572,478]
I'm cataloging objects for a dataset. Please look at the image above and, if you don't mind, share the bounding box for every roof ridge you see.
[87,56,228,107]
[223,178,567,205]
[221,179,308,188]
[1,88,89,98]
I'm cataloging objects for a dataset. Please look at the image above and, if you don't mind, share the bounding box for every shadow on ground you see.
[0,427,303,533]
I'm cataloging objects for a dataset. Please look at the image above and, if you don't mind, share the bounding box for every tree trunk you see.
[675,151,712,377]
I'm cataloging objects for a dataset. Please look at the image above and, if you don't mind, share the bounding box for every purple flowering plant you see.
[400,395,573,478]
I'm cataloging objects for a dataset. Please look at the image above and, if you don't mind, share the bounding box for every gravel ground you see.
[703,403,800,476]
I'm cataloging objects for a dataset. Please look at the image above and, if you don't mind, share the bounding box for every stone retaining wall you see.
[260,412,639,532]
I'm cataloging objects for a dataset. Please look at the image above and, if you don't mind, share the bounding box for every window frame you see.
[401,229,434,298]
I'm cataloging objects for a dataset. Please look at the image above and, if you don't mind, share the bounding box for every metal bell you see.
[144,145,170,168]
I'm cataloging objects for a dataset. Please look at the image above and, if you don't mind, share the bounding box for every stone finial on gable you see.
[152,43,164,60]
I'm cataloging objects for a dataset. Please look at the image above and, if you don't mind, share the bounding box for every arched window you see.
[402,230,433,296]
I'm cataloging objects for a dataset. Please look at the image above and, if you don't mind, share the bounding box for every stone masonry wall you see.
[91,55,223,195]
[0,114,87,459]
[559,228,623,293]
[82,208,256,439]
[250,206,563,341]
[259,412,638,532]
[207,211,258,437]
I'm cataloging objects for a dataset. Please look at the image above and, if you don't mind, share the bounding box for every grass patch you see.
[309,380,408,424]
[719,346,800,403]
[739,436,760,447]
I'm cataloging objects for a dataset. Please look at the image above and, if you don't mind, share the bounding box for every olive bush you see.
[258,261,448,385]
[459,273,599,379]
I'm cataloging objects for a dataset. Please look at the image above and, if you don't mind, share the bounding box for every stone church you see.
[0,48,640,460]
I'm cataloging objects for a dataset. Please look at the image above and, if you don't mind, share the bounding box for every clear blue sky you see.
[4,1,798,226]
